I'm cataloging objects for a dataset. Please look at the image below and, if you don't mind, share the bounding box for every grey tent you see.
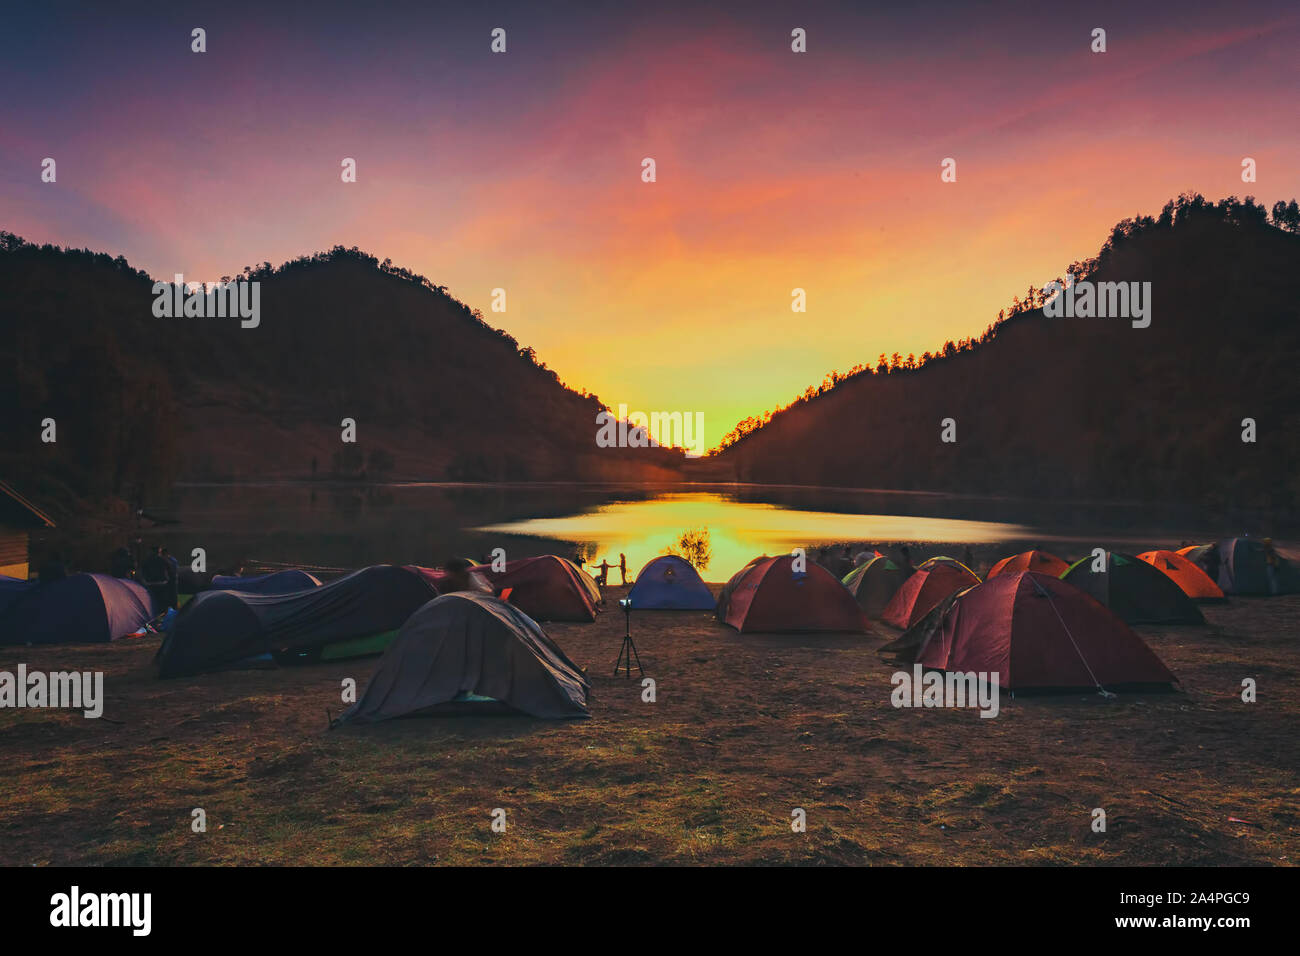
[1209,538,1297,595]
[209,569,322,594]
[156,565,438,677]
[337,592,589,723]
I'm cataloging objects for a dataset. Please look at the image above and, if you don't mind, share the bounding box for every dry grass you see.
[2,588,1297,866]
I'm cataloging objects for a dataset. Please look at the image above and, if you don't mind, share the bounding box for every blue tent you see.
[626,555,715,610]
[210,569,322,595]
[0,573,154,644]
[0,575,31,618]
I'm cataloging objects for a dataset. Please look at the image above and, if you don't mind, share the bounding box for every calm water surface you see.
[85,482,1241,583]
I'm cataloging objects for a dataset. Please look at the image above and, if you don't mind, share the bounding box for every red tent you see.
[881,563,980,629]
[473,555,601,622]
[911,571,1177,691]
[720,554,868,634]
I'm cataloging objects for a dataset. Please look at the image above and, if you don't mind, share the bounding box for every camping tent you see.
[1176,544,1215,565]
[917,555,981,579]
[1061,552,1204,624]
[474,555,601,621]
[209,569,322,595]
[336,592,589,722]
[715,556,766,623]
[882,571,1176,692]
[0,575,30,618]
[987,550,1069,579]
[718,554,868,634]
[1136,550,1225,601]
[841,555,906,617]
[156,565,438,677]
[881,562,980,630]
[1199,538,1298,595]
[1,573,154,645]
[626,555,715,609]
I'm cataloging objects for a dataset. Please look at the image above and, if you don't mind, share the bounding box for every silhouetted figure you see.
[596,560,610,587]
[109,546,135,579]
[441,557,492,594]
[38,552,67,584]
[619,553,628,585]
[1263,538,1280,594]
[898,546,915,577]
[161,548,180,607]
[140,546,176,612]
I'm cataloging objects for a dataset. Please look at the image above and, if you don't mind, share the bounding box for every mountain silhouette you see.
[691,195,1300,516]
[0,238,683,511]
[5,194,1297,519]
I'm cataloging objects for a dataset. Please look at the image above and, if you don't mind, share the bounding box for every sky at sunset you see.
[3,0,1298,448]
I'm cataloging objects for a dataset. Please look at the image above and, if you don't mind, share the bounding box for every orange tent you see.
[1137,550,1225,602]
[987,550,1069,579]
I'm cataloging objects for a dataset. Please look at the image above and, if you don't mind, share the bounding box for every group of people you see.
[28,542,183,615]
[108,543,181,612]
[576,553,628,587]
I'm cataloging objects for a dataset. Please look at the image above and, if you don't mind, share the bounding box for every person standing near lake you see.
[140,546,176,612]
[109,546,135,580]
[161,548,181,608]
[619,553,628,585]
[1263,538,1280,594]
[596,559,610,587]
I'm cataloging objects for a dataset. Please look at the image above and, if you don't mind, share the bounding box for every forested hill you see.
[0,238,683,512]
[696,195,1300,515]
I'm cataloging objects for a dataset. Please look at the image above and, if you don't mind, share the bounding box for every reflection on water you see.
[44,480,1245,584]
[477,492,1029,581]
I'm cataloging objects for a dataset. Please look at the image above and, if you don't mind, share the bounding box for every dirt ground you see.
[1,583,1297,866]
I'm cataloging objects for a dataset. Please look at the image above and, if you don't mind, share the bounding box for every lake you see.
[80,481,1241,583]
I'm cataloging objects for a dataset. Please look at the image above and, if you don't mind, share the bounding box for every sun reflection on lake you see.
[475,492,1030,582]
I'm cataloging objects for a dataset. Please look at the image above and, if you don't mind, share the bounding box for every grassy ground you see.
[1,586,1297,866]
